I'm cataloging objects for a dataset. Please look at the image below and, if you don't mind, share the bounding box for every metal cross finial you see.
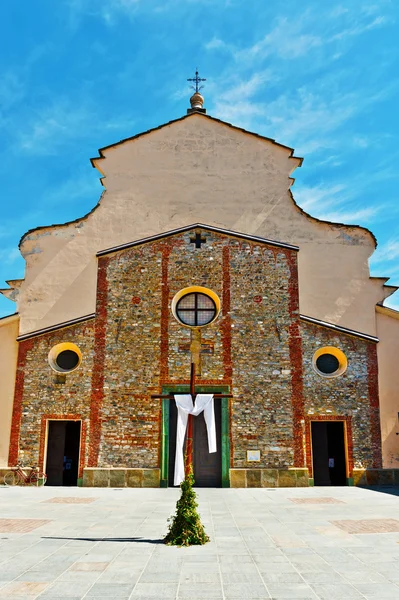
[187,68,206,93]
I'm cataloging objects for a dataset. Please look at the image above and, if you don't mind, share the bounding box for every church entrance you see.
[311,421,347,486]
[168,398,222,487]
[45,420,81,486]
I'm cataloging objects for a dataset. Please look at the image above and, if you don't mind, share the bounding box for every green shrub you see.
[164,469,210,546]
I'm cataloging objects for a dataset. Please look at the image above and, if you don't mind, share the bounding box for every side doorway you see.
[46,420,81,486]
[311,421,347,486]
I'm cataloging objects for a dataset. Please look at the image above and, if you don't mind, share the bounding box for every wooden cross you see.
[151,362,232,477]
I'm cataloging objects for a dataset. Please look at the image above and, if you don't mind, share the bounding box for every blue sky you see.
[1,0,398,316]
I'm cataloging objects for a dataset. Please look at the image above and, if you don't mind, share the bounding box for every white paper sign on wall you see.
[247,450,260,461]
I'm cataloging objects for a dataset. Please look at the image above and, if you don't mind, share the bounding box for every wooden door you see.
[46,420,81,486]
[311,421,347,486]
[169,397,222,487]
[46,421,66,486]
[193,401,221,487]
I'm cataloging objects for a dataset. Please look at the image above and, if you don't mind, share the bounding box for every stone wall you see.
[9,320,95,471]
[92,246,164,468]
[95,229,301,474]
[9,227,384,487]
[301,321,382,475]
[229,242,301,468]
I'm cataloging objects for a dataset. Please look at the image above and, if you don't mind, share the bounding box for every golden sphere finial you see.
[190,92,204,109]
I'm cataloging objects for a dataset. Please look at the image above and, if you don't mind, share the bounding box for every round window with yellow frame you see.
[48,343,82,373]
[312,346,347,378]
[171,286,221,328]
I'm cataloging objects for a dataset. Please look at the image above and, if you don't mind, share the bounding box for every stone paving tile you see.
[378,570,399,582]
[267,583,320,597]
[38,580,95,597]
[85,583,136,597]
[130,583,179,597]
[223,583,269,598]
[180,572,221,584]
[43,497,98,504]
[341,570,390,584]
[180,562,220,574]
[96,570,144,584]
[0,519,50,533]
[310,584,365,598]
[331,519,399,534]
[1,487,399,599]
[256,563,298,574]
[0,580,49,596]
[15,571,60,582]
[289,497,344,504]
[70,561,109,571]
[178,583,224,598]
[301,571,349,584]
[221,571,264,584]
[354,583,399,597]
[219,563,260,574]
[140,570,181,583]
[261,572,304,584]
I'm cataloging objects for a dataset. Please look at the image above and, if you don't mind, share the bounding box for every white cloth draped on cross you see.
[173,394,216,486]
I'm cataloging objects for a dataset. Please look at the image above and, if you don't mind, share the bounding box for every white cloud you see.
[202,2,395,155]
[67,0,141,26]
[225,71,274,100]
[16,99,93,154]
[205,37,230,51]
[315,206,379,224]
[206,6,392,65]
[40,172,100,209]
[14,99,136,156]
[384,294,399,311]
[370,240,399,265]
[68,0,221,24]
[329,15,389,41]
[294,184,349,212]
[293,180,383,226]
[231,16,322,62]
[0,248,21,265]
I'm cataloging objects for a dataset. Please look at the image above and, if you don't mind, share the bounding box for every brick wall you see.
[10,228,382,481]
[9,321,94,469]
[96,230,301,471]
[229,242,300,468]
[301,321,382,472]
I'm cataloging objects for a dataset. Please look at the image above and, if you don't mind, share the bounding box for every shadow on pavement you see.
[362,486,399,497]
[43,536,164,544]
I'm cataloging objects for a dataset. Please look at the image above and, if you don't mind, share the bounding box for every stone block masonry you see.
[9,320,95,471]
[82,468,160,487]
[301,321,382,477]
[97,229,304,475]
[9,227,384,487]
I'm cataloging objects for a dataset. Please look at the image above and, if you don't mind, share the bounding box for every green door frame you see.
[161,385,230,488]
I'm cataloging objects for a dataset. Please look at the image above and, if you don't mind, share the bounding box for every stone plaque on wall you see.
[247,450,261,462]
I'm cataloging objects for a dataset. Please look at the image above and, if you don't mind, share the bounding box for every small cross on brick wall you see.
[178,341,214,354]
[190,232,207,248]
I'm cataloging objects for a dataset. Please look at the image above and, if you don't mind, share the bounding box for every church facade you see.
[1,94,398,488]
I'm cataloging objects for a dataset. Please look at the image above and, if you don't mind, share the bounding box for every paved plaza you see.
[0,485,399,599]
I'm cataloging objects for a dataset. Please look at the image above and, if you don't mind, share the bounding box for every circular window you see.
[172,286,221,328]
[48,343,82,373]
[312,346,347,378]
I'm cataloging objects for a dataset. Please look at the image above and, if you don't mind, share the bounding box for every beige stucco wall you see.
[0,315,19,466]
[376,307,399,468]
[8,114,393,336]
